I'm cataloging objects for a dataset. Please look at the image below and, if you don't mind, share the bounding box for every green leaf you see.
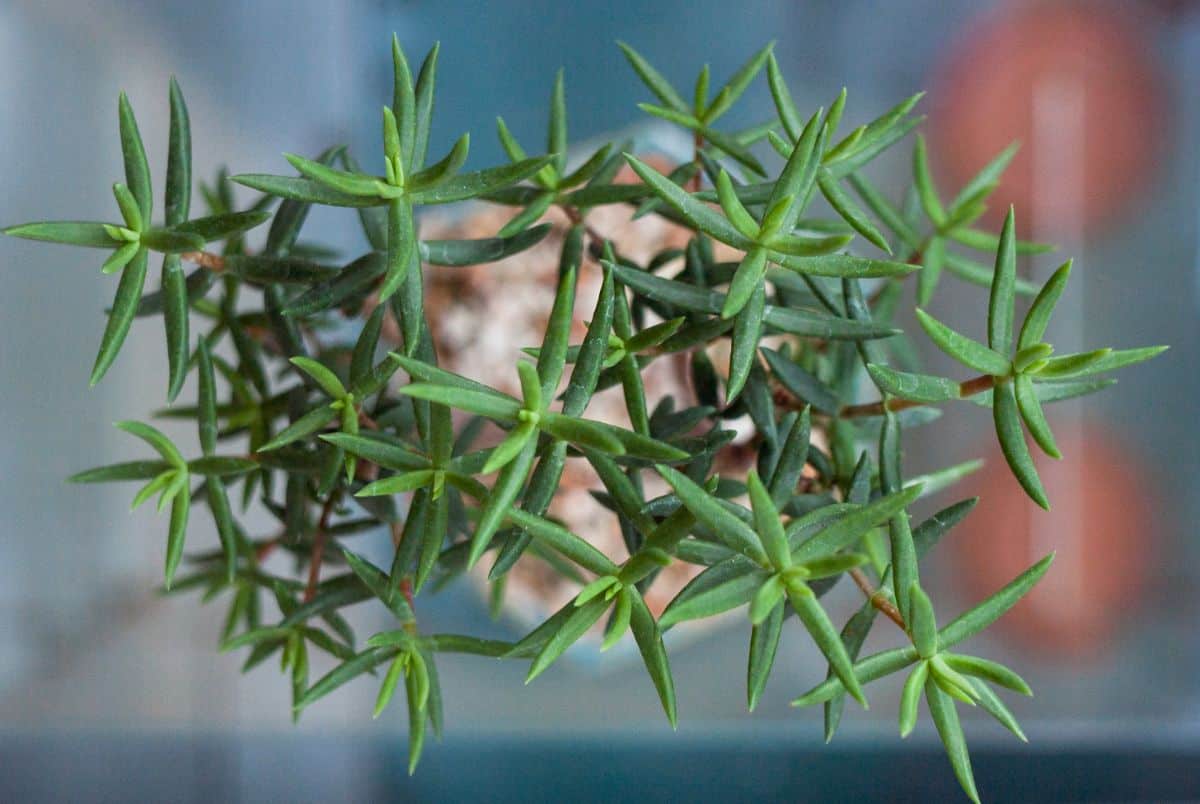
[161,255,189,402]
[231,174,379,207]
[762,347,840,413]
[939,553,1054,648]
[789,584,867,707]
[723,248,768,320]
[164,477,190,589]
[988,207,1017,353]
[659,561,766,627]
[172,211,271,242]
[944,653,1032,696]
[917,236,943,306]
[407,156,554,205]
[791,645,919,707]
[1018,260,1071,350]
[379,198,416,303]
[112,183,143,232]
[68,460,173,484]
[623,155,754,250]
[539,253,580,397]
[914,308,1011,376]
[898,661,929,738]
[469,435,539,569]
[628,590,677,728]
[421,224,551,266]
[290,356,348,399]
[407,134,471,193]
[793,484,922,562]
[139,229,206,254]
[704,42,772,123]
[656,465,766,563]
[91,248,149,386]
[410,42,440,168]
[716,170,760,240]
[951,142,1017,210]
[992,380,1049,509]
[817,173,892,253]
[527,596,609,682]
[747,470,790,570]
[969,677,1028,742]
[540,414,624,455]
[186,456,258,477]
[118,92,152,222]
[547,70,568,174]
[481,420,537,475]
[727,282,765,401]
[912,136,944,225]
[607,261,895,341]
[943,251,1040,296]
[3,221,121,248]
[357,470,435,497]
[258,405,338,452]
[320,432,428,472]
[295,646,395,712]
[925,679,980,803]
[909,583,938,657]
[765,53,802,141]
[866,364,960,403]
[401,383,521,423]
[766,110,823,233]
[749,574,786,624]
[391,34,416,168]
[116,420,185,467]
[164,77,191,226]
[1034,345,1166,380]
[618,42,689,112]
[507,508,618,577]
[1014,374,1059,458]
[373,654,405,718]
[747,599,784,711]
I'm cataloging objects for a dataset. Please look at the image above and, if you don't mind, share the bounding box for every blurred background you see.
[1,0,1197,801]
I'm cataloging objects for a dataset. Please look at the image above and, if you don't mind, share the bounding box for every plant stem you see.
[849,567,906,629]
[832,374,996,418]
[181,250,226,271]
[304,492,340,602]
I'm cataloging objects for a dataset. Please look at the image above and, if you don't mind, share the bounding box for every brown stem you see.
[850,567,906,630]
[303,493,340,602]
[181,250,227,272]
[832,374,996,419]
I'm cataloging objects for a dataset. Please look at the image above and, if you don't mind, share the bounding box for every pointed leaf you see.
[915,308,1011,376]
[993,380,1049,509]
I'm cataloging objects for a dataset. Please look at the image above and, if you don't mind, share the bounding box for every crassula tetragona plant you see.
[4,38,1165,802]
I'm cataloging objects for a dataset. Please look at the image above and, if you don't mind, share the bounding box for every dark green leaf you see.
[987,207,1017,353]
[992,380,1048,509]
[3,221,121,248]
[939,553,1054,648]
[118,92,152,222]
[915,308,1010,376]
[172,211,270,242]
[90,247,148,386]
[866,364,960,403]
[407,157,554,205]
[162,255,189,402]
[925,679,980,803]
[1017,260,1071,350]
[618,42,688,112]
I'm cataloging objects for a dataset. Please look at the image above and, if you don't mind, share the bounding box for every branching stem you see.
[849,567,906,629]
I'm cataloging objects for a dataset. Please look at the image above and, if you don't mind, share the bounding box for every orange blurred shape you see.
[957,420,1155,659]
[930,1,1163,231]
